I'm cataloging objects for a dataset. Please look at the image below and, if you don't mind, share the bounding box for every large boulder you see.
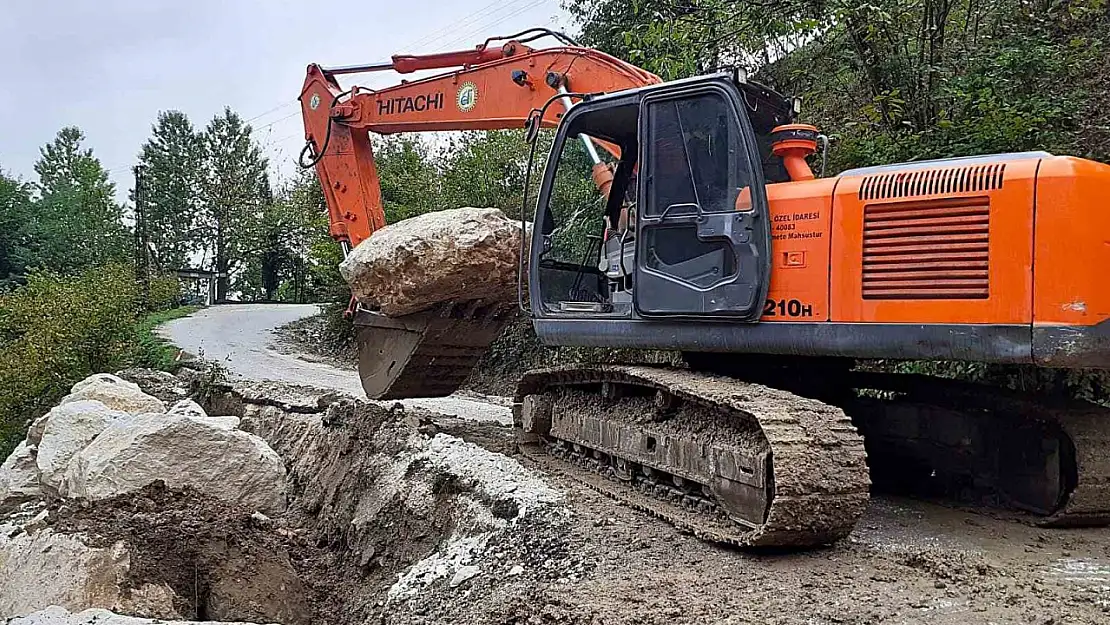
[0,442,42,510]
[36,401,130,494]
[0,526,180,619]
[115,368,191,405]
[61,374,166,416]
[339,207,523,316]
[62,414,286,514]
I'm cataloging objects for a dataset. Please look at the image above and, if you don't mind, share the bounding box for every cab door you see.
[634,81,771,319]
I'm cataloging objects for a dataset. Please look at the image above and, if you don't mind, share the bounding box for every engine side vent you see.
[862,199,990,300]
[859,163,1006,201]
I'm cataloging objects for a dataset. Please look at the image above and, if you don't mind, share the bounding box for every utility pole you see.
[133,165,150,310]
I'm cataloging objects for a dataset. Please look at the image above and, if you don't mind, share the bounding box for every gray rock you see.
[115,368,191,404]
[339,207,523,316]
[60,374,165,416]
[63,414,286,514]
[26,415,49,448]
[204,416,241,430]
[0,527,158,618]
[167,399,207,418]
[36,401,130,494]
[0,442,41,509]
[449,564,481,588]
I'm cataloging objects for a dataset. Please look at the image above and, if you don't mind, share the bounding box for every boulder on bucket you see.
[61,374,165,416]
[339,207,523,316]
[62,414,286,514]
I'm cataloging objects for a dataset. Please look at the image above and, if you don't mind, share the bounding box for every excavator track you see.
[844,372,1110,527]
[513,365,871,548]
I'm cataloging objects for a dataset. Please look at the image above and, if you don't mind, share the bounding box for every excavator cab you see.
[528,74,789,328]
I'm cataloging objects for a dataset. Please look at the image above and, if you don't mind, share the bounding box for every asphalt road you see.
[157,303,511,424]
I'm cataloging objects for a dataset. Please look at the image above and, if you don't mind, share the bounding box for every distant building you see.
[172,268,224,306]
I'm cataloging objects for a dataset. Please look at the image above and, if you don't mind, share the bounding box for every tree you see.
[135,111,204,270]
[373,136,442,223]
[198,108,271,300]
[29,127,130,274]
[0,171,33,288]
[439,131,533,219]
[284,170,345,303]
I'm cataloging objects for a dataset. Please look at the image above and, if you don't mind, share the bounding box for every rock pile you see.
[0,374,284,514]
[0,374,288,620]
[339,207,524,316]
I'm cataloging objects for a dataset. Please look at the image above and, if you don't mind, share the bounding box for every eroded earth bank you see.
[3,366,1110,625]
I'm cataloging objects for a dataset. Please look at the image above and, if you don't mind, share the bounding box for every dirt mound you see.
[238,396,573,624]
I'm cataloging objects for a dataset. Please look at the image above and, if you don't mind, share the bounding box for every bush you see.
[0,264,140,454]
[146,273,182,312]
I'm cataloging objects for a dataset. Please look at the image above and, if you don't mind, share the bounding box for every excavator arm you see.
[298,31,660,247]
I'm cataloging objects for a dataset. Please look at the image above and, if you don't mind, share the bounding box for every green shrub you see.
[0,264,140,455]
[146,274,182,312]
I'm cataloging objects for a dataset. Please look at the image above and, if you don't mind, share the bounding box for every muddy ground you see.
[25,369,1106,625]
[270,314,1110,624]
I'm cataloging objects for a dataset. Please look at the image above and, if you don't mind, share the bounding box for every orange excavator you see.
[299,29,1110,547]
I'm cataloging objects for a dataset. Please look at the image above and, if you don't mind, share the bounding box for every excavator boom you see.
[298,33,659,247]
[298,30,660,402]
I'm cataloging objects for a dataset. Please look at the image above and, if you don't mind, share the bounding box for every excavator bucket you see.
[353,301,513,399]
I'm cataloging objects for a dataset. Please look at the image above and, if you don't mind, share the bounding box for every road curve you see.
[158,303,510,424]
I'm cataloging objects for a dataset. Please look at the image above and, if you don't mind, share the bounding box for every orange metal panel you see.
[762,178,836,322]
[830,159,1038,324]
[1033,157,1110,327]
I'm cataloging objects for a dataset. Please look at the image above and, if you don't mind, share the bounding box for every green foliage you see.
[267,170,345,303]
[375,136,443,223]
[199,108,271,300]
[147,274,182,312]
[136,111,204,270]
[0,261,199,457]
[25,127,130,275]
[0,171,34,288]
[0,264,140,455]
[439,131,533,219]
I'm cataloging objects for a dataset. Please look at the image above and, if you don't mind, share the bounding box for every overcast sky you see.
[0,0,569,200]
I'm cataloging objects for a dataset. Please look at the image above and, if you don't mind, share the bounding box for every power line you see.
[430,0,550,53]
[400,0,507,52]
[243,101,298,124]
[252,110,300,132]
